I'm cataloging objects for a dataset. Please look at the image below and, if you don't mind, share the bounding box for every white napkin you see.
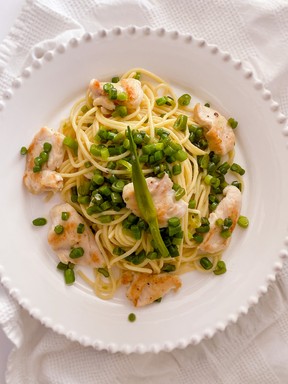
[1,0,288,383]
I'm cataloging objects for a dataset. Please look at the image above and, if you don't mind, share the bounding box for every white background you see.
[0,1,25,383]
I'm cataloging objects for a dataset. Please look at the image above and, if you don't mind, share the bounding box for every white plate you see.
[0,27,288,354]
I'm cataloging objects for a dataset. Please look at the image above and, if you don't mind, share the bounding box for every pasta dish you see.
[22,68,248,307]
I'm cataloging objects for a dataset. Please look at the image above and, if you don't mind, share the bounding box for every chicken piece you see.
[23,127,65,194]
[199,185,242,253]
[89,77,143,112]
[48,203,104,267]
[126,273,182,307]
[193,103,235,155]
[122,173,188,227]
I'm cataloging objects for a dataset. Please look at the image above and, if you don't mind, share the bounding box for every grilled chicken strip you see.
[89,78,143,112]
[199,185,242,254]
[48,203,104,267]
[193,103,235,155]
[122,173,188,228]
[126,272,182,307]
[23,127,65,194]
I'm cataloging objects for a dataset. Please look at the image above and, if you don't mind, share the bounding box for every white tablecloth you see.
[1,1,288,383]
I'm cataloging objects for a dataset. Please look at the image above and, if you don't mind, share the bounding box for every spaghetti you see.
[52,68,245,300]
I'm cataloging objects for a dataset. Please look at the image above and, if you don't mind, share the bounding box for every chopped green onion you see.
[230,163,245,176]
[20,146,28,155]
[220,229,232,239]
[92,173,104,186]
[217,162,230,175]
[237,215,249,228]
[112,105,128,117]
[61,212,70,221]
[111,180,125,192]
[224,217,233,228]
[117,159,132,172]
[32,217,47,226]
[193,233,203,243]
[63,136,78,154]
[117,91,128,101]
[113,247,125,256]
[111,76,120,83]
[99,215,113,223]
[69,247,84,259]
[168,225,182,237]
[231,181,242,190]
[147,251,158,260]
[161,264,176,273]
[81,105,89,114]
[213,260,227,275]
[98,267,110,277]
[188,199,196,209]
[134,72,141,80]
[204,102,210,107]
[128,313,136,322]
[64,268,75,284]
[168,217,180,227]
[216,218,224,227]
[200,257,213,270]
[57,262,68,271]
[91,193,104,205]
[173,114,188,131]
[175,149,188,162]
[228,118,238,129]
[111,192,123,204]
[178,94,191,106]
[156,96,168,106]
[172,163,182,175]
[77,223,85,234]
[100,201,112,211]
[98,185,111,196]
[54,225,64,234]
[175,187,185,201]
[78,195,90,205]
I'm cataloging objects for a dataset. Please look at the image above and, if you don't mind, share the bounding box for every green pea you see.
[54,225,64,234]
[20,146,28,155]
[32,217,47,226]
[69,247,84,259]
